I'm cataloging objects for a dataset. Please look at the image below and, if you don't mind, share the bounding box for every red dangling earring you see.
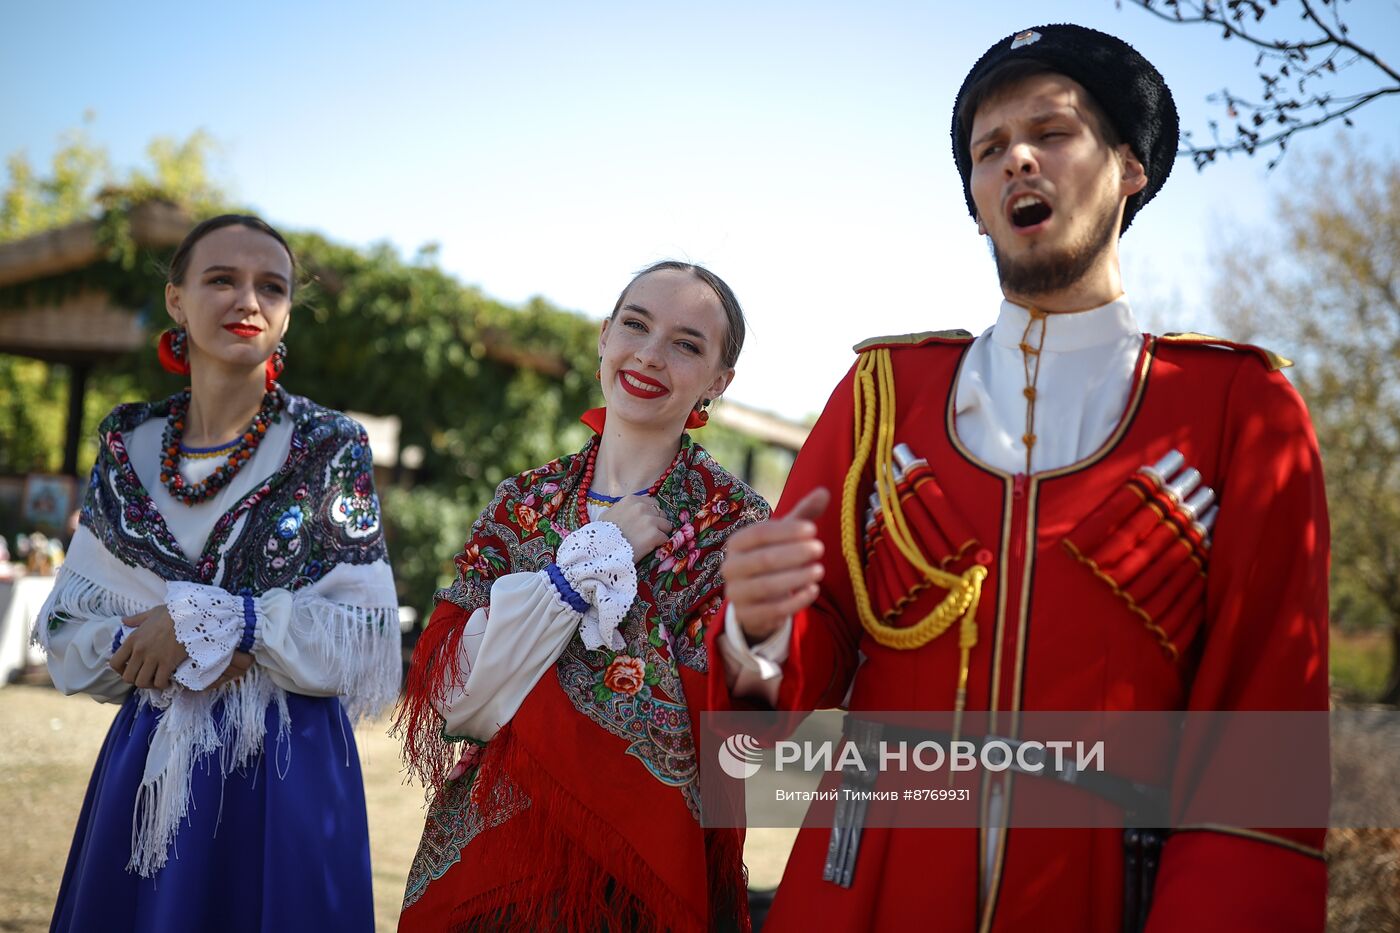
[265,341,287,391]
[685,398,711,430]
[158,327,191,376]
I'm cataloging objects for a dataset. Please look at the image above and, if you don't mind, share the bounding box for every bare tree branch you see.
[1119,0,1399,169]
[1127,0,1333,53]
[1298,0,1400,84]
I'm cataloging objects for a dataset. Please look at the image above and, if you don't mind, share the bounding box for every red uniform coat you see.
[710,333,1329,933]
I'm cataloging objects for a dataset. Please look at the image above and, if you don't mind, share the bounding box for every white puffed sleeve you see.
[34,526,163,703]
[43,611,140,702]
[434,572,577,741]
[163,581,255,690]
[163,559,401,722]
[434,520,638,741]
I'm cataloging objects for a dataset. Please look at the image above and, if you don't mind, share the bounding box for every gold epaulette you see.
[1158,332,1292,371]
[853,329,974,354]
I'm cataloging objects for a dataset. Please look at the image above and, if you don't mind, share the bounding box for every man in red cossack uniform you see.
[712,23,1328,933]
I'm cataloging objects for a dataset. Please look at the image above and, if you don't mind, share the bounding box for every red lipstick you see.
[618,369,670,399]
[224,323,262,338]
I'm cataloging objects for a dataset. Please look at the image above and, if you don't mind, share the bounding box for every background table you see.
[0,574,55,686]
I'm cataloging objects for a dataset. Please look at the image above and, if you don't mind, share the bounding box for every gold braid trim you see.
[878,541,979,624]
[841,349,989,728]
[1171,826,1325,860]
[1158,332,1293,371]
[852,329,974,353]
[939,537,980,570]
[1062,539,1180,661]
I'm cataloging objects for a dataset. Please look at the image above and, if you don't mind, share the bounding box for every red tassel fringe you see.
[394,601,475,795]
[431,724,750,933]
[396,594,751,931]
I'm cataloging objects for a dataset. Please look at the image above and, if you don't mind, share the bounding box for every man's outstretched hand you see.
[722,487,830,644]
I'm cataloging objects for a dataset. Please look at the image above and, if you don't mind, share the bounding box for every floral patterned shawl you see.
[79,388,387,597]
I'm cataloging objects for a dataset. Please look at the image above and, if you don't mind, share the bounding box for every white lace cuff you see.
[166,581,260,691]
[545,520,637,651]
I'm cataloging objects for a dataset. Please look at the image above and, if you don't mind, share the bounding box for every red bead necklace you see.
[160,388,281,505]
[575,439,685,527]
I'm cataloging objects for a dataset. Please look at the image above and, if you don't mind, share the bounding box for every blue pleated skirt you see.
[51,691,374,933]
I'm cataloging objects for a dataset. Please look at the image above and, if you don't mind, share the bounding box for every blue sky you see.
[4,1,1398,420]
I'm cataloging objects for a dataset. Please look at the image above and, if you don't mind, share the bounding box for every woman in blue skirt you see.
[34,214,400,933]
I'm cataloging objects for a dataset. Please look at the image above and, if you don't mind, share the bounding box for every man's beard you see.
[992,202,1119,297]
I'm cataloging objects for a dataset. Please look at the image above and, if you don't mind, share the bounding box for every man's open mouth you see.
[1008,194,1053,229]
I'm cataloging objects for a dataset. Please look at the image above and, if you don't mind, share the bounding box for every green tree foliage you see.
[0,360,141,478]
[0,360,69,473]
[377,486,477,626]
[278,235,597,502]
[2,128,786,623]
[0,130,222,487]
[0,127,110,242]
[1,126,221,245]
[1212,142,1400,704]
[0,131,601,617]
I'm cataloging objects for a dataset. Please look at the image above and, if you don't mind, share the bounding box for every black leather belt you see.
[862,720,1170,824]
[826,716,1168,933]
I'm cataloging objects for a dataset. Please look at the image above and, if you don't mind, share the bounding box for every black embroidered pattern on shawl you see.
[81,389,387,593]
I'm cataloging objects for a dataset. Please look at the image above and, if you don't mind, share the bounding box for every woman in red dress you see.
[396,261,770,931]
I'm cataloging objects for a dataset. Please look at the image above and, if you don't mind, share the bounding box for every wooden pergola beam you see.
[0,203,192,477]
[0,200,190,288]
[0,290,149,363]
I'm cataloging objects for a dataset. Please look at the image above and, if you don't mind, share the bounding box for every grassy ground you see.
[1,678,1394,932]
[1330,628,1393,703]
[0,685,429,933]
[0,684,793,932]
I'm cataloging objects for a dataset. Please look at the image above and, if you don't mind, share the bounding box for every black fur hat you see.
[951,24,1178,233]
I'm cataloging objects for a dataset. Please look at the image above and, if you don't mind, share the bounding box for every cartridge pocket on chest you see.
[1062,450,1217,661]
[861,445,988,625]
